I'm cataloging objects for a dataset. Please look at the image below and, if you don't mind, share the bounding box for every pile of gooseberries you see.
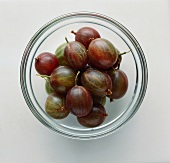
[35,27,129,128]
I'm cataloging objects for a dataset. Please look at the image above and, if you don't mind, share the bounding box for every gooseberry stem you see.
[60,106,65,111]
[104,113,108,117]
[106,89,112,95]
[110,98,114,103]
[65,37,69,44]
[75,71,80,85]
[36,74,50,82]
[35,57,39,62]
[119,49,131,56]
[71,30,77,35]
[89,38,95,41]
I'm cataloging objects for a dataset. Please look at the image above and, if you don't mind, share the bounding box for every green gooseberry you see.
[92,95,106,106]
[45,93,70,119]
[45,80,54,95]
[55,43,67,66]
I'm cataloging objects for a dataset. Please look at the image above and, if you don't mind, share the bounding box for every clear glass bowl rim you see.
[20,11,148,140]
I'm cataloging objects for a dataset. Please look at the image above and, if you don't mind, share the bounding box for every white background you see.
[0,0,170,162]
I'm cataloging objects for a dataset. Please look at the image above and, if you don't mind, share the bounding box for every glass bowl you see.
[20,12,148,140]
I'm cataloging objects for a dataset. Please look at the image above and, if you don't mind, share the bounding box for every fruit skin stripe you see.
[65,42,87,68]
[83,72,102,89]
[82,71,107,95]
